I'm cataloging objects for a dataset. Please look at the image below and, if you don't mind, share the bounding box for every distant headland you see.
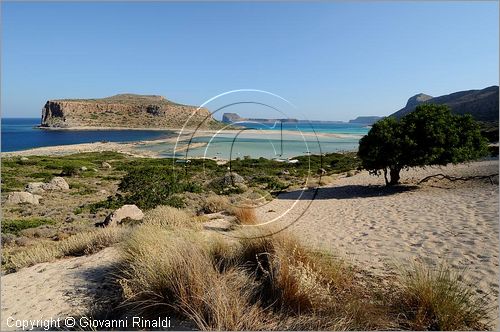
[40,94,222,130]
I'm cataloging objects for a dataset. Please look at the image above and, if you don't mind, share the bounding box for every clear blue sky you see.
[2,1,498,121]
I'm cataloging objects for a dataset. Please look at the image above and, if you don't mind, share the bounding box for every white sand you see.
[253,159,499,323]
[0,247,119,331]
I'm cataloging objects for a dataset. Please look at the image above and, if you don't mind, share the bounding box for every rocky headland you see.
[41,94,222,129]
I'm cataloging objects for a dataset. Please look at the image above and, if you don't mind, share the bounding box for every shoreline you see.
[2,127,364,158]
[36,125,363,139]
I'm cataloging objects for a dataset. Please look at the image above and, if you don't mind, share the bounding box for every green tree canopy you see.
[358,104,489,185]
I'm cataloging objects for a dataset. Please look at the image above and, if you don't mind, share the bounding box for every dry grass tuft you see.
[115,214,491,331]
[395,262,490,330]
[229,207,258,225]
[6,227,125,272]
[201,194,230,214]
[142,205,200,229]
[119,225,270,330]
[117,223,379,330]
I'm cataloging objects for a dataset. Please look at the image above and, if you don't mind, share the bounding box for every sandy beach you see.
[1,157,498,329]
[255,159,499,322]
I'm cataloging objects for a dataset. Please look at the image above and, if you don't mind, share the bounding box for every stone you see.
[80,166,88,171]
[281,169,290,175]
[6,192,41,205]
[222,171,244,185]
[100,204,144,227]
[65,215,75,223]
[25,182,46,194]
[41,177,69,191]
[20,157,29,161]
[101,162,112,169]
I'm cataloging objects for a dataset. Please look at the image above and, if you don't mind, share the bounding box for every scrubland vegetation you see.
[1,150,494,330]
[115,207,489,330]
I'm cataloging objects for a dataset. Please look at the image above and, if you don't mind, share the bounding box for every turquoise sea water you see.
[139,122,370,159]
[1,118,369,158]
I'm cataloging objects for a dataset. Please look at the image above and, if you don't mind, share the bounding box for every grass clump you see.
[395,263,490,330]
[201,194,230,214]
[142,205,199,229]
[229,207,258,225]
[118,222,378,330]
[4,227,126,272]
[2,218,55,235]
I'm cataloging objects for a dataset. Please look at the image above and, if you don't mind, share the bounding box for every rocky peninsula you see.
[40,93,221,129]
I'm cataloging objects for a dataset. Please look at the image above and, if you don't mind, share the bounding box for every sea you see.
[1,118,172,152]
[1,118,370,158]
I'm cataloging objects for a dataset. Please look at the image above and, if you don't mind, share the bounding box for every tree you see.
[358,104,489,186]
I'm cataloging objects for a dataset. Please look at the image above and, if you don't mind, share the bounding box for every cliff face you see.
[41,94,221,129]
[390,86,499,122]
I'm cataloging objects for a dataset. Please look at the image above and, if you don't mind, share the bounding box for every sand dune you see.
[255,160,499,323]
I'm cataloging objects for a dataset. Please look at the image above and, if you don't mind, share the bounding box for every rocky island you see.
[41,94,222,129]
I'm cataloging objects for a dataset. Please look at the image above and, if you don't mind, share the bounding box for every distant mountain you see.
[390,86,499,122]
[348,116,383,125]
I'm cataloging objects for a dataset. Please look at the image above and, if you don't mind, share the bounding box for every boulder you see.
[222,171,244,185]
[100,204,144,227]
[6,192,41,205]
[80,166,88,171]
[41,177,69,191]
[25,182,46,194]
[20,157,29,161]
[101,162,112,169]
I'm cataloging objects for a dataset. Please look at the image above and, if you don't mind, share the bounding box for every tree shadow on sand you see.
[277,184,418,201]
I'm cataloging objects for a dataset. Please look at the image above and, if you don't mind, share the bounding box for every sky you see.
[1,1,498,121]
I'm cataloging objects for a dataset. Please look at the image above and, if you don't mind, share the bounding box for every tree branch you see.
[418,173,499,185]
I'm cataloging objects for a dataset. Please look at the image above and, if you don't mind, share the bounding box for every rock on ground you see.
[6,192,41,205]
[41,177,70,191]
[101,162,112,169]
[25,182,45,194]
[223,171,244,185]
[101,204,144,227]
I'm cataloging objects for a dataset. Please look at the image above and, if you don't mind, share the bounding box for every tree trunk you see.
[383,168,389,186]
[388,166,401,186]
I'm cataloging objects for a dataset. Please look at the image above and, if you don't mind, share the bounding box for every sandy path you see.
[1,247,120,331]
[255,160,499,321]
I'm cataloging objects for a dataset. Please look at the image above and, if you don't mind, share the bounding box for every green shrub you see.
[2,218,55,235]
[61,165,79,176]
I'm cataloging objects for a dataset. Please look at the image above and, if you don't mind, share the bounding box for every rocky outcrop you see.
[41,94,221,129]
[391,86,499,122]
